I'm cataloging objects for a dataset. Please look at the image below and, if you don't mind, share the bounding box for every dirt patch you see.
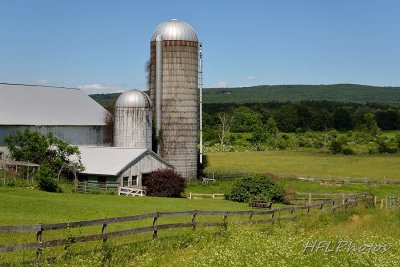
[350,214,371,223]
[319,182,342,187]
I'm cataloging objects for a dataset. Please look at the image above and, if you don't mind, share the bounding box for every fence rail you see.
[75,181,118,193]
[0,193,374,265]
[188,192,225,199]
[289,192,356,205]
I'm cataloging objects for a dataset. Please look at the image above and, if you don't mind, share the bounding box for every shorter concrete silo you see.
[114,90,152,149]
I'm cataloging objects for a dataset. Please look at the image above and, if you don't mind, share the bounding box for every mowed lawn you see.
[206,150,400,179]
[0,187,249,226]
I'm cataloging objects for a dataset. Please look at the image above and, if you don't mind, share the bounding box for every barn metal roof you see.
[0,83,109,126]
[72,146,172,176]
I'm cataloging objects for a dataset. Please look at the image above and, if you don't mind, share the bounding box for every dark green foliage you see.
[225,176,285,203]
[342,147,355,155]
[34,165,62,192]
[375,110,400,130]
[4,129,82,174]
[376,139,398,154]
[202,84,400,104]
[4,130,49,163]
[232,106,262,132]
[197,152,209,178]
[329,139,343,154]
[396,134,400,150]
[333,108,353,131]
[145,169,186,198]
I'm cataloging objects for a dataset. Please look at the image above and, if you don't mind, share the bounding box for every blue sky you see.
[0,0,399,94]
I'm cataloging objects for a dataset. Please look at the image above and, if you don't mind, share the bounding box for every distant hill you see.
[203,84,400,104]
[90,84,400,107]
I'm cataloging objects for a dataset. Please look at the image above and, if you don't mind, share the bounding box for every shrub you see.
[329,139,343,154]
[145,169,186,197]
[34,165,62,193]
[342,147,355,155]
[225,175,285,203]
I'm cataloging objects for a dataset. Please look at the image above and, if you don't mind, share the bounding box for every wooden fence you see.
[188,192,225,199]
[289,192,356,205]
[0,193,374,265]
[75,181,118,193]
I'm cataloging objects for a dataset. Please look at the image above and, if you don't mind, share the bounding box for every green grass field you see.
[2,148,400,265]
[206,150,400,179]
[0,187,250,226]
[99,208,399,267]
[0,186,399,265]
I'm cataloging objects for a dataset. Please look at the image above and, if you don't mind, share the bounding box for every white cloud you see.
[246,75,256,80]
[37,79,49,85]
[213,81,229,88]
[78,83,123,94]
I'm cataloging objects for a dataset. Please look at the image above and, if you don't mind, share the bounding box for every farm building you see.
[149,19,201,178]
[71,146,172,186]
[0,18,203,180]
[0,83,111,159]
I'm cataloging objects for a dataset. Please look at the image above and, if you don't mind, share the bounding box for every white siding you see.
[117,154,170,186]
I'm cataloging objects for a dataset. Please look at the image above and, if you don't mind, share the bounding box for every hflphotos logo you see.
[303,240,390,254]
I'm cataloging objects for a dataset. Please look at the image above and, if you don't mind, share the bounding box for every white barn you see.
[72,146,173,186]
[0,83,111,159]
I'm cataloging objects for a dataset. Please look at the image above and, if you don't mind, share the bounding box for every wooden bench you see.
[250,200,272,209]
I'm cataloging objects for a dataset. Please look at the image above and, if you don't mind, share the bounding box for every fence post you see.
[153,212,159,239]
[308,193,312,205]
[386,196,388,210]
[381,198,384,209]
[192,210,197,230]
[189,192,192,199]
[342,194,345,205]
[374,196,377,206]
[36,224,43,266]
[223,213,228,229]
[249,211,254,220]
[102,223,107,242]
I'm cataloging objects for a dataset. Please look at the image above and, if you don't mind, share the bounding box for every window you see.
[123,176,129,187]
[131,176,137,186]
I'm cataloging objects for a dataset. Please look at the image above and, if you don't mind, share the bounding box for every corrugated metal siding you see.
[118,154,169,186]
[0,125,109,146]
[0,83,109,126]
[113,107,152,149]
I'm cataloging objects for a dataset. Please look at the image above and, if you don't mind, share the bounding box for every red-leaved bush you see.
[144,169,186,197]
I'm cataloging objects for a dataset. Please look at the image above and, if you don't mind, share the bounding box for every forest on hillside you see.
[203,84,400,104]
[90,85,400,155]
[90,84,400,107]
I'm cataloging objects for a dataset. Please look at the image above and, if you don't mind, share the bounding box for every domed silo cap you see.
[115,90,151,108]
[151,19,198,42]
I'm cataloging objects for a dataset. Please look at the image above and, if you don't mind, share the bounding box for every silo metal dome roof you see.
[115,90,151,108]
[151,19,198,42]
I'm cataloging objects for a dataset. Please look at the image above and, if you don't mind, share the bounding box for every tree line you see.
[203,101,400,134]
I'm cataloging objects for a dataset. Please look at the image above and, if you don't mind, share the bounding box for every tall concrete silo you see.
[149,19,199,178]
[114,90,152,149]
